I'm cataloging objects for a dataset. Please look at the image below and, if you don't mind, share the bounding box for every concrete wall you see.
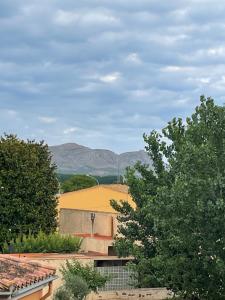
[81,238,113,255]
[87,289,172,300]
[59,209,118,237]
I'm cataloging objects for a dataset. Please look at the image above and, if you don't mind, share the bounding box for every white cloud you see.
[54,10,119,26]
[99,72,120,83]
[54,10,79,26]
[0,109,18,117]
[162,66,194,72]
[38,116,57,124]
[207,47,225,56]
[6,109,18,116]
[126,53,142,64]
[63,127,79,134]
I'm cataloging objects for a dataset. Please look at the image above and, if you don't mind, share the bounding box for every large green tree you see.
[111,96,225,299]
[61,174,97,193]
[0,134,59,245]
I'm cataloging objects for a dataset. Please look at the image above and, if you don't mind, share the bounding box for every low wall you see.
[87,288,172,300]
[81,237,113,255]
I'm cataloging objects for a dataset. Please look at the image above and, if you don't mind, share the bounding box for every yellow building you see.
[58,184,133,213]
[58,184,134,254]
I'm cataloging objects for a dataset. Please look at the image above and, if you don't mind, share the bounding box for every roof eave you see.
[0,275,58,299]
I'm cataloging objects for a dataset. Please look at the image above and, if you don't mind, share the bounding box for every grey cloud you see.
[1,0,225,152]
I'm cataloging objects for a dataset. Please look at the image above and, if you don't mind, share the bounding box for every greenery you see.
[2,231,82,253]
[54,274,89,300]
[61,260,108,293]
[57,174,124,185]
[61,174,97,193]
[111,96,225,299]
[53,287,73,300]
[0,134,58,245]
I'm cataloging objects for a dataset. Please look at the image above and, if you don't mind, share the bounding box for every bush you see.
[64,273,89,299]
[1,231,82,254]
[61,260,108,292]
[53,287,73,300]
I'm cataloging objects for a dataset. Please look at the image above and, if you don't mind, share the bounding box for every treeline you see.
[57,174,123,184]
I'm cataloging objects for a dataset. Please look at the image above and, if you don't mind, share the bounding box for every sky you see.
[1,1,225,153]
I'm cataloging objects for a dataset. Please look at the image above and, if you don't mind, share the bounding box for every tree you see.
[61,174,97,193]
[54,274,89,300]
[111,96,225,299]
[61,260,108,293]
[0,134,58,245]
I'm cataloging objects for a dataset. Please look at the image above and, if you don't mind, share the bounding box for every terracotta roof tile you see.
[0,255,56,292]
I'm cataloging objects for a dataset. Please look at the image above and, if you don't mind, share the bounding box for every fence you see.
[95,266,136,291]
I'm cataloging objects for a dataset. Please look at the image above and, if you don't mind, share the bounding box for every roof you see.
[58,184,134,213]
[101,184,129,193]
[0,255,56,294]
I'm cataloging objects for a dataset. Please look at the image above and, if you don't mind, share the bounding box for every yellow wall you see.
[20,289,42,300]
[58,185,134,213]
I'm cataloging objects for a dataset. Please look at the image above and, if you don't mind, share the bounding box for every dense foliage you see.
[57,174,124,185]
[61,260,108,292]
[2,231,81,253]
[0,135,58,245]
[111,96,225,299]
[61,174,97,193]
[54,274,89,300]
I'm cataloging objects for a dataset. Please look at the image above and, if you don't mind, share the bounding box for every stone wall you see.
[87,288,172,300]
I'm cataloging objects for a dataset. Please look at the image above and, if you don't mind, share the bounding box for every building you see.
[58,184,134,254]
[0,255,57,299]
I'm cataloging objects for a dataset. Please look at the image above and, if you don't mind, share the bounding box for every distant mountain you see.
[50,143,152,176]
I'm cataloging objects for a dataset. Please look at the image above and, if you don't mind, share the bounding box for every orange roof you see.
[0,255,56,293]
[58,184,134,213]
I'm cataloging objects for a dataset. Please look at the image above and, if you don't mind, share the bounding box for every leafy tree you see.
[53,287,73,300]
[54,273,89,300]
[111,96,225,299]
[0,134,58,245]
[61,260,108,293]
[61,174,97,193]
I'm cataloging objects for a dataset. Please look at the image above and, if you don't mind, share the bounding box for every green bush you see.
[61,260,108,292]
[2,231,82,254]
[53,287,74,300]
[64,273,89,300]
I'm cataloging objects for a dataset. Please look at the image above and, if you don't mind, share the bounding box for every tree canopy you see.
[111,96,225,299]
[0,134,58,245]
[61,174,97,193]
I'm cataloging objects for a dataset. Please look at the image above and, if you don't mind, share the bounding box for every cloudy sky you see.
[1,1,225,153]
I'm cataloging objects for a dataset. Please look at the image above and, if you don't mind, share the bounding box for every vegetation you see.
[54,260,108,300]
[57,174,124,186]
[0,134,58,245]
[61,174,97,193]
[54,274,89,300]
[111,96,225,299]
[2,231,82,253]
[61,260,108,292]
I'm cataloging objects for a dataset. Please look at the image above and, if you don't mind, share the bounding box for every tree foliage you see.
[0,134,58,245]
[111,96,225,299]
[61,174,97,193]
[61,260,108,293]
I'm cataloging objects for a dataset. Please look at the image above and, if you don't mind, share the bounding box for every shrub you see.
[1,231,82,254]
[64,273,89,299]
[61,260,108,293]
[53,287,73,300]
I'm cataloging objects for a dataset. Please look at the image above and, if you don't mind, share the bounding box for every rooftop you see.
[0,255,56,293]
[58,184,134,213]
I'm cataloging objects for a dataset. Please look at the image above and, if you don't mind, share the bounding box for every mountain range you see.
[50,143,152,176]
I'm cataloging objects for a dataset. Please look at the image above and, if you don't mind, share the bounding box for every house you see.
[58,184,135,254]
[0,255,57,299]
